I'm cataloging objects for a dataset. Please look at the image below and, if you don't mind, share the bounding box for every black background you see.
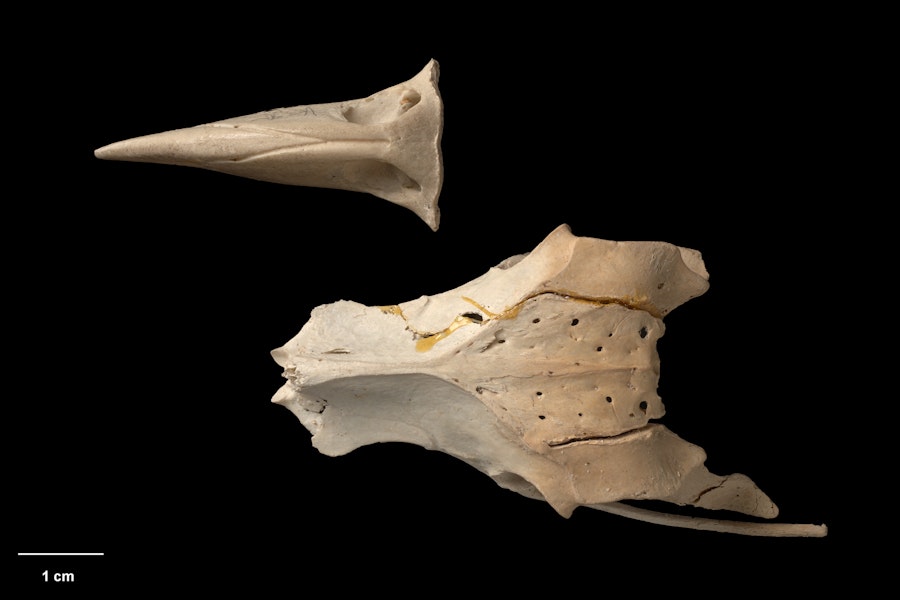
[11,6,866,595]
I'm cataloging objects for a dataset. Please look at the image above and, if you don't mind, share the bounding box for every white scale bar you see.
[18,553,104,556]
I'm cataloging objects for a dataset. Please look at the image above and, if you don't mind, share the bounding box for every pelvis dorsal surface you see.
[271,224,827,537]
[95,60,443,231]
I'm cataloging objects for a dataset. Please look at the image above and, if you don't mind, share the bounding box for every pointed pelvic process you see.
[95,60,444,230]
[272,225,827,537]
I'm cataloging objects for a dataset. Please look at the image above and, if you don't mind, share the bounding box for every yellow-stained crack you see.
[415,314,477,352]
[379,290,659,353]
[379,305,404,317]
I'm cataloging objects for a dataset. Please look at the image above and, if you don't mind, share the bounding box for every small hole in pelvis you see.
[399,89,422,111]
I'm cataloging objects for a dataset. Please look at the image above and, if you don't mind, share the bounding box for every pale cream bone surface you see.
[272,224,827,537]
[95,60,444,231]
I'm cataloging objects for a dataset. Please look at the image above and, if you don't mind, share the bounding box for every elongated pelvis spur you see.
[95,60,444,230]
[271,224,827,537]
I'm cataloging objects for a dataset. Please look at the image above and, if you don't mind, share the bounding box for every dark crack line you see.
[693,479,728,504]
[546,424,654,448]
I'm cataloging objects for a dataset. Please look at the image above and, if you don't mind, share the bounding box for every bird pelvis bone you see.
[271,224,827,537]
